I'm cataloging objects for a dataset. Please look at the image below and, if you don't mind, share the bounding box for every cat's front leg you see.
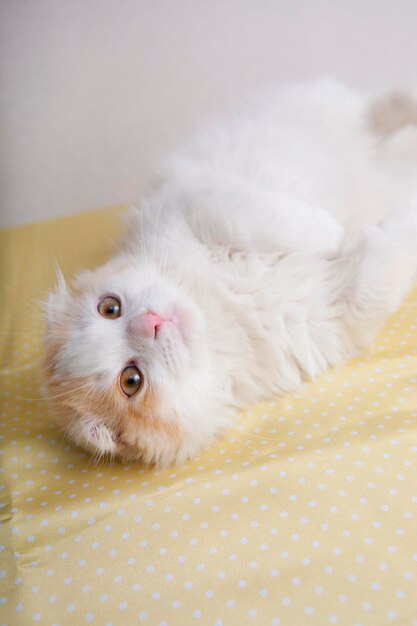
[181,187,346,257]
[270,193,345,256]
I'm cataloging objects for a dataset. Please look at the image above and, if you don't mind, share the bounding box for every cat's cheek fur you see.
[49,399,224,468]
[43,342,226,467]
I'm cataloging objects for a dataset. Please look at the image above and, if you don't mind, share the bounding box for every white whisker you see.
[19,381,92,402]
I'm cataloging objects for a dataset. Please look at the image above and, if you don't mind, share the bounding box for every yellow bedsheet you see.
[1,207,417,626]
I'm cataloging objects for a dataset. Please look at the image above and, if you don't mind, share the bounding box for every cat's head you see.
[43,254,220,467]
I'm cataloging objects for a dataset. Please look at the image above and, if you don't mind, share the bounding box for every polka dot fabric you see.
[1,207,417,626]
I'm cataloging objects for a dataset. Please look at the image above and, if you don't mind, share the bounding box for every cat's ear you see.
[45,265,70,330]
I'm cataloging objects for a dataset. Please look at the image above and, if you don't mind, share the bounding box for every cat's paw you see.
[367,207,417,251]
[305,211,345,256]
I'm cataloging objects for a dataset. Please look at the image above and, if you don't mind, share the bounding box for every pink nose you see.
[128,311,166,339]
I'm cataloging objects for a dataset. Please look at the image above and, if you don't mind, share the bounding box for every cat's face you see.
[43,255,214,466]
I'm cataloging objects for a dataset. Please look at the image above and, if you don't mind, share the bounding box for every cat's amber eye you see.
[120,365,143,397]
[97,296,121,319]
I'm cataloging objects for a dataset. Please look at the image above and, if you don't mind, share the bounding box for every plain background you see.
[1,0,417,228]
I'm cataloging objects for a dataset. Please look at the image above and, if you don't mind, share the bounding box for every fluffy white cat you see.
[44,80,417,467]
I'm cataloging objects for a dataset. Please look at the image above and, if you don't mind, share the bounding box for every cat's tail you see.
[368,91,417,138]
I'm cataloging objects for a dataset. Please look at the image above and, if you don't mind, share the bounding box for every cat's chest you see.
[206,249,312,343]
[204,249,341,401]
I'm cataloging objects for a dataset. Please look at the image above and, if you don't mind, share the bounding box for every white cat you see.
[44,80,417,467]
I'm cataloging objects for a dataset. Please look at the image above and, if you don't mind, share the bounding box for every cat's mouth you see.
[126,305,194,354]
[127,309,182,340]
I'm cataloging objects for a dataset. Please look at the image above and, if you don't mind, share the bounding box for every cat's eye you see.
[120,365,143,397]
[98,296,121,319]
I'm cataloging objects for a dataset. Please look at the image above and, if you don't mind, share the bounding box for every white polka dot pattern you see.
[1,208,417,625]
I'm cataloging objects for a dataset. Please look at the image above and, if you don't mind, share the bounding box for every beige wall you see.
[1,0,417,228]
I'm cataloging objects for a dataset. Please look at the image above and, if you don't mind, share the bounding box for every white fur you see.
[45,80,417,466]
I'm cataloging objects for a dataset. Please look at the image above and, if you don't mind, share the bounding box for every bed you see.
[1,206,417,625]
